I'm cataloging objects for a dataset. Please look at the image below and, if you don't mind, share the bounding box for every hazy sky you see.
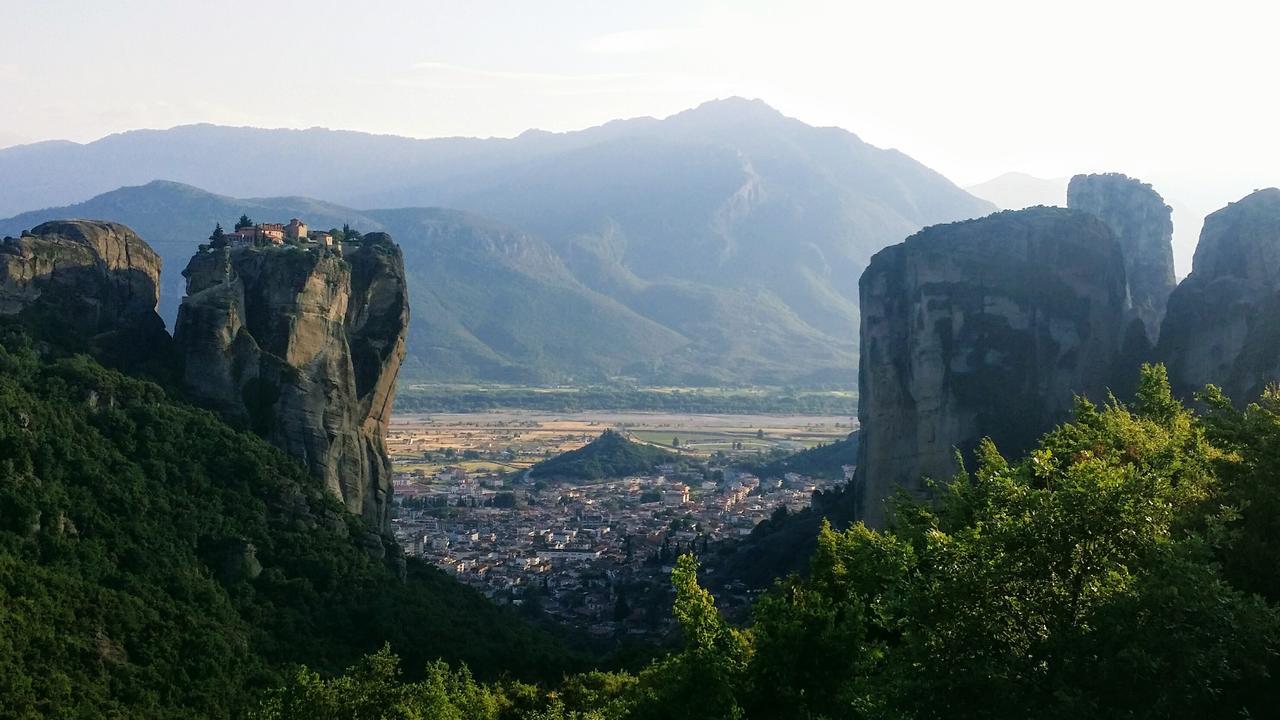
[3,0,1277,270]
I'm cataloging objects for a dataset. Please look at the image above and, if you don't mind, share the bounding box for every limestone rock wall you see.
[1159,188,1280,403]
[854,207,1128,527]
[174,238,408,528]
[1067,173,1175,345]
[0,219,164,338]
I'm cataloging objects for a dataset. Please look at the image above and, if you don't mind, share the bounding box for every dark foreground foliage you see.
[261,366,1280,719]
[0,327,581,719]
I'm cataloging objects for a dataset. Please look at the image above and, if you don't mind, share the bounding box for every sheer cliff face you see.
[855,208,1127,527]
[0,220,164,338]
[1067,173,1175,345]
[1159,189,1280,403]
[174,237,409,529]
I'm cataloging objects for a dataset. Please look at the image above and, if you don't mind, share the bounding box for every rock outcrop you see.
[854,207,1128,527]
[174,236,409,529]
[1067,173,1175,345]
[0,220,165,341]
[1159,189,1280,403]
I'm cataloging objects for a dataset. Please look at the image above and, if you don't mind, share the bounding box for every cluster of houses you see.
[224,218,338,247]
[390,462,847,637]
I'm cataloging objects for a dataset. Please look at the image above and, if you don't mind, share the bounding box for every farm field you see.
[395,384,857,415]
[387,410,856,479]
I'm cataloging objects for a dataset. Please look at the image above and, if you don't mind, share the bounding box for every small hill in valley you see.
[529,429,677,482]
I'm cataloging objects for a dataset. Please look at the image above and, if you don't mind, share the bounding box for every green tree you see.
[209,222,227,247]
[746,520,907,719]
[740,365,1278,720]
[235,214,254,230]
[628,555,750,720]
[1199,382,1280,602]
[254,645,503,720]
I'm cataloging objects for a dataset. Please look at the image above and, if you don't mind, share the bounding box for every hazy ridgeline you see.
[0,99,993,388]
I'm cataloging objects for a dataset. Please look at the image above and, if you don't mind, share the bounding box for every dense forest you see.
[256,366,1280,719]
[0,323,584,719]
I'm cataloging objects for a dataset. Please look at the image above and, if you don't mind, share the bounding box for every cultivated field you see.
[387,410,856,477]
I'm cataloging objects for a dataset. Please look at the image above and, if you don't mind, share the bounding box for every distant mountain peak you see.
[966,172,1069,210]
[515,127,555,140]
[671,96,790,125]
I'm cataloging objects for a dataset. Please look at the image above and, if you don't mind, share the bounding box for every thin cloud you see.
[410,61,643,85]
[582,27,696,54]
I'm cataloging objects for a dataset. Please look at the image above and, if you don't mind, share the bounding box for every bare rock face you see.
[174,237,409,529]
[854,207,1128,527]
[1067,173,1175,345]
[0,220,165,340]
[1159,189,1280,403]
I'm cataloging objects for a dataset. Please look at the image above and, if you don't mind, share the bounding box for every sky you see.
[3,0,1278,271]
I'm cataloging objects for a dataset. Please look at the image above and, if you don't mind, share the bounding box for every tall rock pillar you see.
[174,236,409,529]
[854,208,1128,527]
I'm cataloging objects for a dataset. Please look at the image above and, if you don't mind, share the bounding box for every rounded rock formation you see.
[0,220,168,364]
[0,219,164,334]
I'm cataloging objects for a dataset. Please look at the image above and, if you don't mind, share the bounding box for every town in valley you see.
[386,410,854,637]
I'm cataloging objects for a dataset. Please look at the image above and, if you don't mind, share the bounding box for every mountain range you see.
[0,98,995,385]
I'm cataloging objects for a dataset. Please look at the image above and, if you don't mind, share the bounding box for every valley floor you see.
[387,409,855,473]
[386,410,855,637]
[394,383,858,415]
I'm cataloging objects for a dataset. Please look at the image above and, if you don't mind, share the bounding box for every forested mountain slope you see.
[0,325,580,719]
